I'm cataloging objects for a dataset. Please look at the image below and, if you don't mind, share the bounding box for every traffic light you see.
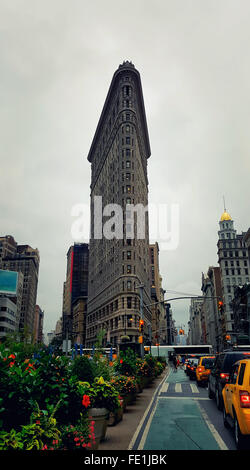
[218,301,224,313]
[139,319,144,333]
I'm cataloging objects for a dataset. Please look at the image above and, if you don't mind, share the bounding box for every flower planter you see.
[141,376,150,388]
[88,407,109,444]
[125,392,136,405]
[108,406,123,426]
[135,381,143,394]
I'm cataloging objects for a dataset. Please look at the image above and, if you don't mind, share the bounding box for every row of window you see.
[0,316,16,326]
[225,268,248,275]
[223,251,247,258]
[88,296,140,324]
[224,259,248,267]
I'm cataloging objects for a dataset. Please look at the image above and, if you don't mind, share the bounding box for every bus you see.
[70,347,117,358]
[149,345,213,361]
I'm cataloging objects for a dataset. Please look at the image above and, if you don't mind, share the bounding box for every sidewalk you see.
[98,369,169,451]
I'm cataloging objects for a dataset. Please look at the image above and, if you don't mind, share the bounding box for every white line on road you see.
[190,383,199,394]
[196,401,228,450]
[161,382,169,393]
[175,383,182,393]
[159,396,210,400]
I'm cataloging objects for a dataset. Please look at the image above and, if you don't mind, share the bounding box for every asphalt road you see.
[133,367,237,450]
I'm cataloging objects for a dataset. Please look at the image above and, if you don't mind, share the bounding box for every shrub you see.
[115,348,137,376]
[77,377,120,412]
[110,375,137,396]
[70,356,95,383]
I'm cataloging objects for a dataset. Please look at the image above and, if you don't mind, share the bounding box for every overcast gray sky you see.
[1,0,250,339]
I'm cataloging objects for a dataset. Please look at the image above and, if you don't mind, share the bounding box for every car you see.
[222,358,250,449]
[196,356,215,387]
[188,358,199,380]
[208,350,250,410]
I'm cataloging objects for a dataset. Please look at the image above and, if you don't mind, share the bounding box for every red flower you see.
[120,359,123,364]
[8,354,16,359]
[82,394,91,408]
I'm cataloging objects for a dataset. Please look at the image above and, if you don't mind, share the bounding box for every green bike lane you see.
[129,367,228,451]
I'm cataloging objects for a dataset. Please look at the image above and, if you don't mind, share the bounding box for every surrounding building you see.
[201,266,223,352]
[149,243,166,344]
[165,303,175,345]
[86,61,152,349]
[231,284,250,345]
[217,209,249,347]
[62,243,89,343]
[0,236,40,337]
[33,305,44,344]
[244,228,250,268]
[72,297,87,345]
[188,298,203,345]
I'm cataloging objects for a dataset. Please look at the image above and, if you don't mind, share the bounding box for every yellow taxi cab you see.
[222,357,250,449]
[196,356,215,386]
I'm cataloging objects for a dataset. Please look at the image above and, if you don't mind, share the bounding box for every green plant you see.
[0,429,24,450]
[78,377,120,412]
[59,414,96,450]
[71,355,95,383]
[110,375,137,397]
[115,348,137,376]
[0,401,62,451]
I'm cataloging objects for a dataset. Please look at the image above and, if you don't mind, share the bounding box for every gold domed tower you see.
[220,210,232,222]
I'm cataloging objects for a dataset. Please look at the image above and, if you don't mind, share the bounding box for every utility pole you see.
[138,284,144,358]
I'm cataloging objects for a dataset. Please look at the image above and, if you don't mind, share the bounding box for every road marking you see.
[196,401,228,450]
[175,383,182,393]
[128,370,168,450]
[159,396,210,400]
[161,382,169,393]
[190,383,199,394]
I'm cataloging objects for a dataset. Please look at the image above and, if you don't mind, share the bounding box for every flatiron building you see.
[86,61,152,348]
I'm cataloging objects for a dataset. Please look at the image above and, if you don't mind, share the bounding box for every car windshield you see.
[191,359,199,366]
[201,358,215,368]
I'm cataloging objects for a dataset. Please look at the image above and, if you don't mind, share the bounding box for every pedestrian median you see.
[98,367,169,451]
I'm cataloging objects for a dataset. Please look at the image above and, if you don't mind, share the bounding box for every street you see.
[129,367,237,450]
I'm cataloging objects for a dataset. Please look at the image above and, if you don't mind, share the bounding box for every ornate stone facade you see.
[86,61,152,348]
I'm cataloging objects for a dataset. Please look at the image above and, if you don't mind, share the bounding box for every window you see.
[238,363,246,386]
[230,364,239,384]
[127,251,131,259]
[127,280,132,291]
[127,297,132,308]
[127,265,132,274]
[126,161,131,168]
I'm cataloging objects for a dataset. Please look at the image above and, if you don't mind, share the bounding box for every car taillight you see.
[191,367,194,370]
[239,391,250,408]
[187,365,190,368]
[220,373,229,381]
[198,367,203,373]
